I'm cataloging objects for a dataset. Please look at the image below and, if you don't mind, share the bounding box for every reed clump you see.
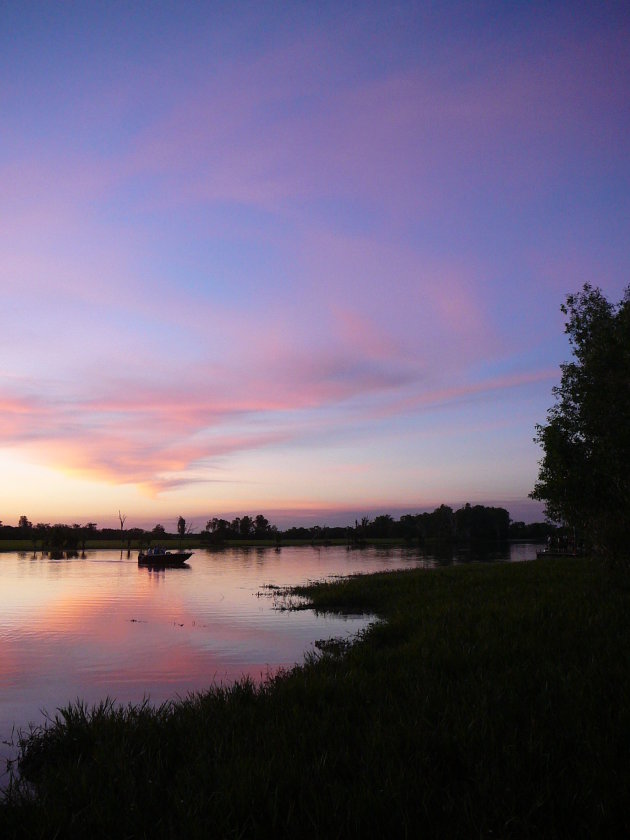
[1,556,629,838]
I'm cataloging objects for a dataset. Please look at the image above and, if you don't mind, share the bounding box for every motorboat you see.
[138,549,192,566]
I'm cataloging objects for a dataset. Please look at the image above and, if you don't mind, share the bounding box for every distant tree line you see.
[201,514,277,543]
[0,505,554,548]
[189,505,551,544]
[0,518,102,553]
[341,505,553,544]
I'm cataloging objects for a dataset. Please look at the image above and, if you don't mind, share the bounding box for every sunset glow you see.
[1,1,628,529]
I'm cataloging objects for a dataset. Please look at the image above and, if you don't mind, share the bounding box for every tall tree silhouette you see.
[531,284,630,565]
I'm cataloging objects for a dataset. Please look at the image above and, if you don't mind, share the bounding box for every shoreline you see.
[0,536,545,553]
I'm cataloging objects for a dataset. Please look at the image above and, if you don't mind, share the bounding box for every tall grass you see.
[1,557,629,837]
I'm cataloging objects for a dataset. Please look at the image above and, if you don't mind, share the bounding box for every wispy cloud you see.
[1,358,554,495]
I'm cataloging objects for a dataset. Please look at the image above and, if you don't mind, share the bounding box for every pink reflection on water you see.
[0,546,414,754]
[0,543,541,779]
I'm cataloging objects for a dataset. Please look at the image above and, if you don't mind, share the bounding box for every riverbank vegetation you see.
[0,504,555,553]
[2,555,628,837]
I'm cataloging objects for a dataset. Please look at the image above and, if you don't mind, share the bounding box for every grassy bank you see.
[2,557,629,837]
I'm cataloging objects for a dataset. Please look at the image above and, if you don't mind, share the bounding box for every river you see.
[0,542,541,778]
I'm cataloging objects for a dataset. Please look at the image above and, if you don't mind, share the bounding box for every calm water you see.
[0,543,541,775]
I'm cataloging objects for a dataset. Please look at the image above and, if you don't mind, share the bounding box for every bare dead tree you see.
[118,510,127,549]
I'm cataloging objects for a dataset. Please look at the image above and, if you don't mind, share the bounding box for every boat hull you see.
[138,552,192,566]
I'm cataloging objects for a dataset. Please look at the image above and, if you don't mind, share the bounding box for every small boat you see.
[138,549,192,566]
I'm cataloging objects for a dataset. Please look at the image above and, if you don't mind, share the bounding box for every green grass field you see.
[1,556,628,838]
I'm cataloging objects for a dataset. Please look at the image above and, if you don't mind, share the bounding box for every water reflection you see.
[0,542,541,777]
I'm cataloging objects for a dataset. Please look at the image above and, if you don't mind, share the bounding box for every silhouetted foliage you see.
[239,516,253,537]
[345,504,513,544]
[455,503,510,541]
[18,515,33,534]
[47,523,79,555]
[1,505,553,547]
[531,284,630,566]
[508,520,555,541]
[282,526,311,541]
[34,523,51,549]
[254,514,270,538]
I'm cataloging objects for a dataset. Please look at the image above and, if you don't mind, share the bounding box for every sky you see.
[1,1,629,531]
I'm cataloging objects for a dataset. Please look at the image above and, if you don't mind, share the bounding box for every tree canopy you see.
[530,284,630,564]
[2,505,550,546]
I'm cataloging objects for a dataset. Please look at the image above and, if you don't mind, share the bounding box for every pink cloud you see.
[2,348,407,490]
[0,355,553,495]
[293,226,499,377]
[0,395,57,440]
[331,308,403,361]
[382,368,558,419]
[103,19,629,222]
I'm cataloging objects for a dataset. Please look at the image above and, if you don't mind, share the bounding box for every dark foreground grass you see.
[2,557,629,838]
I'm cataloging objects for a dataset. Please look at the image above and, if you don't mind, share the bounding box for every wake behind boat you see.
[138,548,193,566]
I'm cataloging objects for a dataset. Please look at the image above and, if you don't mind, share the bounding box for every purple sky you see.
[1,1,629,529]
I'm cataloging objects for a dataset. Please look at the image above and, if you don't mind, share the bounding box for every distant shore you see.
[0,536,546,553]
